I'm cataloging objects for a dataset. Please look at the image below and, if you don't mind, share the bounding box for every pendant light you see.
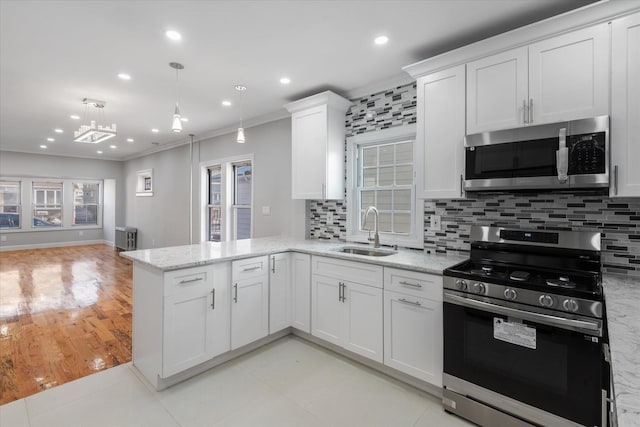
[235,85,247,143]
[170,62,185,133]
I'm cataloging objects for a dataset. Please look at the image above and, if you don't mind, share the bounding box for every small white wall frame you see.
[136,169,153,197]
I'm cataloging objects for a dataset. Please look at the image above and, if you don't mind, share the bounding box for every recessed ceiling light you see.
[47,137,55,142]
[222,100,232,107]
[40,144,47,149]
[70,114,80,120]
[165,30,182,41]
[97,150,103,154]
[374,35,389,45]
[279,77,291,85]
[117,73,132,80]
[126,138,134,143]
[180,117,189,122]
[151,128,159,133]
[54,128,63,133]
[109,145,117,149]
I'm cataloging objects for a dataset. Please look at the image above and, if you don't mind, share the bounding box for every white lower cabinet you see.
[269,253,291,334]
[162,263,230,377]
[311,256,384,363]
[231,256,269,350]
[291,253,312,333]
[383,290,442,386]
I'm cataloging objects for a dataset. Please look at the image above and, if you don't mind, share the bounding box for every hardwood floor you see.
[0,244,133,405]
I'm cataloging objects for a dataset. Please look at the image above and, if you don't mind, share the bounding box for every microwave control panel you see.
[568,132,606,175]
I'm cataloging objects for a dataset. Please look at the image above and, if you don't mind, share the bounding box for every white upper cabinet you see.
[467,47,529,134]
[417,64,466,199]
[285,91,352,200]
[466,23,609,134]
[611,12,640,198]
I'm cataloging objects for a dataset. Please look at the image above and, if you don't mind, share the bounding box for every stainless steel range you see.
[442,226,609,427]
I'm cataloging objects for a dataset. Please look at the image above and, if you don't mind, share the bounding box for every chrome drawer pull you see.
[211,288,215,310]
[179,277,203,284]
[242,266,261,272]
[399,298,421,306]
[233,283,238,303]
[399,281,422,288]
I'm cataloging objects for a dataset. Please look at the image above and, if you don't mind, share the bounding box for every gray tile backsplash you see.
[306,83,640,278]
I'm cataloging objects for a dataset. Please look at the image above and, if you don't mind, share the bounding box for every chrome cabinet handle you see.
[179,277,203,284]
[399,298,421,306]
[271,256,276,273]
[341,282,346,302]
[614,165,619,196]
[522,100,527,124]
[233,283,238,303]
[529,99,533,123]
[338,282,343,302]
[211,288,215,310]
[242,266,261,272]
[459,174,463,197]
[399,281,422,289]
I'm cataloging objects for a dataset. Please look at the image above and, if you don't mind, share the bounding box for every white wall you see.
[123,118,301,249]
[0,151,125,248]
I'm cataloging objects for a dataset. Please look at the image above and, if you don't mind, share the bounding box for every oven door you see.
[443,291,604,427]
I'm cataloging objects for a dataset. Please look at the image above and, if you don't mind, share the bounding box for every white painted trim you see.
[284,91,351,114]
[0,239,111,252]
[403,2,640,78]
[0,148,121,162]
[345,72,415,100]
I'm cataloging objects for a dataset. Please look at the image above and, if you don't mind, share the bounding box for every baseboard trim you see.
[0,239,112,251]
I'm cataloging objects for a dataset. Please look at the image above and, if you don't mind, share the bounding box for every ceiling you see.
[0,0,597,161]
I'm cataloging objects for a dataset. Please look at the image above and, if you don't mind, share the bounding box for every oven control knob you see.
[473,282,486,295]
[455,279,468,291]
[504,288,517,301]
[539,294,555,308]
[562,299,579,312]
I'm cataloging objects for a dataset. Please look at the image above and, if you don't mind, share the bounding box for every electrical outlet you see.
[326,212,334,223]
[430,214,442,231]
[0,235,6,242]
[78,230,84,236]
[262,206,271,215]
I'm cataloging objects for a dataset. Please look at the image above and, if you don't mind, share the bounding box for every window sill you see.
[0,225,102,234]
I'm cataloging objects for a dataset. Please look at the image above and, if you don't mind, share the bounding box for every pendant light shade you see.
[172,104,182,133]
[236,127,245,143]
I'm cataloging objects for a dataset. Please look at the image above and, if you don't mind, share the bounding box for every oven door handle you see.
[444,293,602,336]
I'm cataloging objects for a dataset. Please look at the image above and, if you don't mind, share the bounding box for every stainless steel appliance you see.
[464,116,609,192]
[442,226,609,427]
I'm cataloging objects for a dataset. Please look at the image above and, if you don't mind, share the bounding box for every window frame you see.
[72,181,101,226]
[200,154,254,243]
[346,124,422,249]
[0,180,22,230]
[32,180,64,228]
[0,176,103,233]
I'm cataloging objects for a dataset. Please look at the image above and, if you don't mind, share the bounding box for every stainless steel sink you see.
[338,246,396,257]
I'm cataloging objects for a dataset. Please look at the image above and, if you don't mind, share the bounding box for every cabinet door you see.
[291,253,311,333]
[269,253,291,334]
[611,12,640,198]
[528,23,609,125]
[162,263,229,377]
[291,105,327,199]
[383,290,442,386]
[311,275,343,346]
[466,47,528,134]
[342,282,383,363]
[417,65,467,199]
[231,276,269,350]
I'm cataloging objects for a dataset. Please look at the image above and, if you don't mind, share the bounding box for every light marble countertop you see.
[603,274,640,427]
[120,236,468,275]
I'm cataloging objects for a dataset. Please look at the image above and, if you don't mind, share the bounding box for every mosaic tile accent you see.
[308,200,347,241]
[424,193,640,277]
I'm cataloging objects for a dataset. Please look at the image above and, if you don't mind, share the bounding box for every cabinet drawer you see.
[232,256,269,281]
[312,255,383,288]
[164,266,211,296]
[384,268,443,301]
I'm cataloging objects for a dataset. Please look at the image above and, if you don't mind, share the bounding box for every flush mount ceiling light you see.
[165,30,182,41]
[170,62,185,133]
[73,98,117,144]
[235,85,247,143]
[374,35,389,45]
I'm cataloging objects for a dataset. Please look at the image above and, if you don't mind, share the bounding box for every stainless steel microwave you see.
[464,116,609,192]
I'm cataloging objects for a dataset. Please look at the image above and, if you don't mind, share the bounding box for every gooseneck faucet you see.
[363,206,380,248]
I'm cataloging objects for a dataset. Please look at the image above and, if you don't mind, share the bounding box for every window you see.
[73,182,99,225]
[202,156,253,243]
[346,125,422,248]
[207,165,222,242]
[33,182,63,227]
[0,181,21,229]
[232,162,252,240]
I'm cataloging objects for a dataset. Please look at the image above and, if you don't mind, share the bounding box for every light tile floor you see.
[0,337,474,427]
